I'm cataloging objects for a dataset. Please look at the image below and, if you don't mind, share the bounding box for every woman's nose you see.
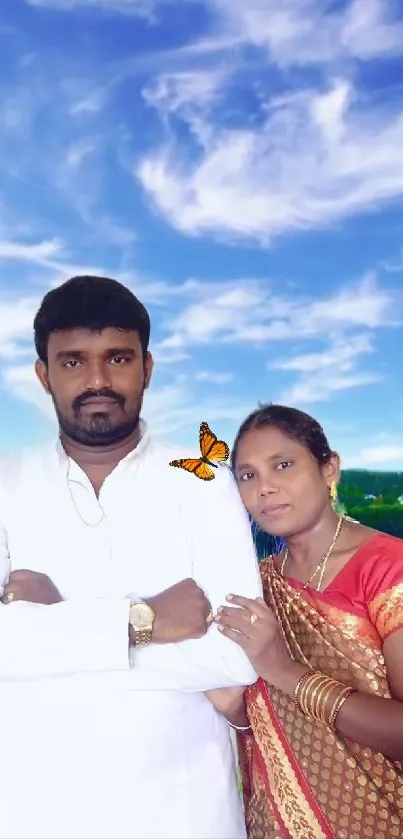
[258,479,278,497]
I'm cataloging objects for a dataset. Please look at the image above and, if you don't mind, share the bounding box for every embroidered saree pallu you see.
[239,539,403,839]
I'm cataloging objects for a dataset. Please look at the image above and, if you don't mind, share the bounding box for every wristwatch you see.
[129,601,155,646]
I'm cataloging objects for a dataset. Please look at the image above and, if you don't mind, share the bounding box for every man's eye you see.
[109,356,128,365]
[64,360,81,369]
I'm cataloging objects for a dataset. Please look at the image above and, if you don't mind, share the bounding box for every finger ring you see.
[206,610,214,625]
[2,590,15,604]
[250,613,258,625]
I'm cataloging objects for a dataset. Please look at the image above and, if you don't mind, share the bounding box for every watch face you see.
[130,602,154,630]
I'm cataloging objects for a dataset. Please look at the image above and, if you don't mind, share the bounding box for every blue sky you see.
[1,0,403,469]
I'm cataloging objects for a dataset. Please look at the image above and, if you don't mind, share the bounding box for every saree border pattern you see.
[239,558,403,839]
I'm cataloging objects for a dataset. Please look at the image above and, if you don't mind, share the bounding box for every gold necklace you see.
[280,516,344,614]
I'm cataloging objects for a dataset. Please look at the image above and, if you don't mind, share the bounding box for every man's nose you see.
[85,360,112,391]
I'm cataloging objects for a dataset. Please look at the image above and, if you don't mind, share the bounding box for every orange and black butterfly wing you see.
[199,421,230,463]
[169,458,215,481]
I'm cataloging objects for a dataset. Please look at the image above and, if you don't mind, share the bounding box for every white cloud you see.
[144,381,251,437]
[137,76,403,244]
[160,275,396,349]
[143,69,227,116]
[0,299,40,358]
[296,274,394,333]
[25,0,158,16]
[280,370,379,405]
[204,0,403,65]
[270,321,381,405]
[344,444,403,467]
[2,364,56,420]
[271,334,373,374]
[65,142,96,171]
[195,370,234,384]
[152,276,393,404]
[0,239,63,263]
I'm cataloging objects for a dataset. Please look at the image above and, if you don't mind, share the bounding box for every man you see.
[0,275,261,839]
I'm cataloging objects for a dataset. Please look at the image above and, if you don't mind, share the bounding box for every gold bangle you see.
[294,670,312,712]
[298,673,323,716]
[300,674,324,717]
[316,679,342,723]
[328,687,355,730]
[310,678,337,722]
[314,681,335,723]
[308,677,327,719]
[328,687,350,729]
[299,673,327,718]
[297,673,349,725]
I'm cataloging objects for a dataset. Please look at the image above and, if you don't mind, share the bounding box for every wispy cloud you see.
[24,0,159,17]
[343,443,403,467]
[0,239,63,263]
[206,0,403,65]
[195,370,234,384]
[137,77,403,244]
[1,0,402,462]
[159,274,397,349]
[0,301,39,358]
[272,334,373,375]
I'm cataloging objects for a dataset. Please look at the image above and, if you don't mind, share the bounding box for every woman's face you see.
[234,424,339,538]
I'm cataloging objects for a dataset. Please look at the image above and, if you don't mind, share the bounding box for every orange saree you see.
[238,532,403,839]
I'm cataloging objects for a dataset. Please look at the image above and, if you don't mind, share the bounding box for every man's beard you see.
[51,388,143,447]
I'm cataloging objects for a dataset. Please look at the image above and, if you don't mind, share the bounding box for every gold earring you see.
[330,480,338,503]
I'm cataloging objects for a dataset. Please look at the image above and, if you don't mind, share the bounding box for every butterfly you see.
[169,421,230,481]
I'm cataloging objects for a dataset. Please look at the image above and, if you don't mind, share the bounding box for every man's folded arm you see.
[0,466,261,688]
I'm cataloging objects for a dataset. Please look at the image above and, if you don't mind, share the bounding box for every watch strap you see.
[134,627,153,646]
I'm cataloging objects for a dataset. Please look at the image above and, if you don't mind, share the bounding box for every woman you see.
[210,404,403,839]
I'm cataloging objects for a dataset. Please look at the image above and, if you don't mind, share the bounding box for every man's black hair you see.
[34,275,151,363]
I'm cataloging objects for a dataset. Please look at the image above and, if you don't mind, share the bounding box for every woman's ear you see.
[323,452,341,489]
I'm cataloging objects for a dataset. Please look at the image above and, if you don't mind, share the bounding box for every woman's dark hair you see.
[231,404,334,469]
[34,275,151,364]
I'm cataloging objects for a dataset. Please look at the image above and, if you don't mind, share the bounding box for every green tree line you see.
[340,469,403,539]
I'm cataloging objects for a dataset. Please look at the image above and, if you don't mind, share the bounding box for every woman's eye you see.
[239,472,255,482]
[275,461,292,471]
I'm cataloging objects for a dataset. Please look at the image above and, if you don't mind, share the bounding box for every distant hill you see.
[340,469,403,506]
[341,468,403,493]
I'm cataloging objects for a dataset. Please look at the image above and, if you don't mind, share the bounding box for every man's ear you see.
[35,359,51,394]
[144,352,154,390]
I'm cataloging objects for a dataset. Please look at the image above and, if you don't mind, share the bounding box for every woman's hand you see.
[205,686,248,727]
[216,595,296,690]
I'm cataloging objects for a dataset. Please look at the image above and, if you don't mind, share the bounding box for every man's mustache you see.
[73,389,125,414]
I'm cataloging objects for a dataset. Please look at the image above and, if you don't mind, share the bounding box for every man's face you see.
[35,327,153,446]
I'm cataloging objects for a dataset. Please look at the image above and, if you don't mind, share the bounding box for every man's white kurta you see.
[0,428,261,839]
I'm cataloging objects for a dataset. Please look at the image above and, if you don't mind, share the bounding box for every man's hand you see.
[1,570,62,605]
[147,578,212,643]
